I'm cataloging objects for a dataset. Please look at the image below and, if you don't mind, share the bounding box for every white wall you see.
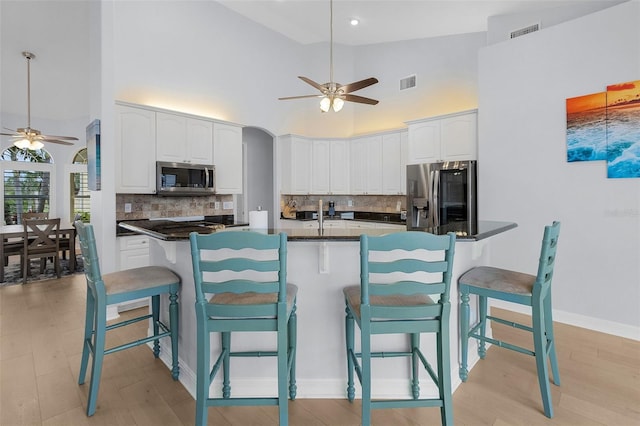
[478,1,640,336]
[353,32,486,134]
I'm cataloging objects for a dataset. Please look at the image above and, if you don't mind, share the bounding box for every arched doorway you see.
[241,127,275,228]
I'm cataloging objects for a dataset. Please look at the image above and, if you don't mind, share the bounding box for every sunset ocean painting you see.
[606,80,640,178]
[566,92,607,162]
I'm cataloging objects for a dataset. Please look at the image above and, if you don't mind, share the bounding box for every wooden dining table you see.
[0,221,77,282]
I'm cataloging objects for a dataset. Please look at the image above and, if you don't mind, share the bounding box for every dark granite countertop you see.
[118,216,248,238]
[119,220,516,242]
[287,211,406,225]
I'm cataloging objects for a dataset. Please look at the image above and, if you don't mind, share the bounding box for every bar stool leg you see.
[169,291,180,380]
[459,290,470,382]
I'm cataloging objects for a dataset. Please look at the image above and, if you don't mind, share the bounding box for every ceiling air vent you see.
[510,23,540,39]
[400,74,416,91]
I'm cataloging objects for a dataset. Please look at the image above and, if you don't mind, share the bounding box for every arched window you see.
[1,146,54,224]
[70,148,90,222]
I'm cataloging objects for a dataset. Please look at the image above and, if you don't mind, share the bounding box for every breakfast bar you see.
[119,220,516,400]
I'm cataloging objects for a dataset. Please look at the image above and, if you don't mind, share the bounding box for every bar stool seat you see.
[75,221,180,416]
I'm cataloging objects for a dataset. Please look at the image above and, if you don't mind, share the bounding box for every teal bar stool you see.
[189,231,297,426]
[75,221,180,416]
[458,221,561,418]
[343,231,457,426]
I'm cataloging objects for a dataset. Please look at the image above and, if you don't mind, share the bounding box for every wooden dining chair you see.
[75,221,181,416]
[343,231,457,425]
[458,221,561,418]
[22,218,61,283]
[189,230,297,426]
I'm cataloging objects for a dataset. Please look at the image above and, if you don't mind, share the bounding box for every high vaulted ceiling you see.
[0,0,625,122]
[218,0,625,46]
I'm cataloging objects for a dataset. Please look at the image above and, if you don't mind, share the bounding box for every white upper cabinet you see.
[311,139,350,195]
[156,112,213,164]
[329,139,349,195]
[400,130,408,194]
[382,131,404,195]
[311,139,330,194]
[115,104,157,194]
[213,122,243,194]
[280,135,312,194]
[350,135,382,195]
[407,109,477,164]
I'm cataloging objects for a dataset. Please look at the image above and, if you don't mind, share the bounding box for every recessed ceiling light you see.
[350,18,359,26]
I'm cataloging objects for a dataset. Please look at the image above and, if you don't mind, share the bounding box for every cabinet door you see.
[213,123,243,194]
[349,138,366,194]
[408,120,441,164]
[382,132,402,195]
[311,139,330,194]
[117,236,150,270]
[158,114,213,164]
[400,130,408,195]
[350,221,377,229]
[115,105,156,193]
[187,118,213,164]
[440,112,477,161]
[290,138,312,194]
[156,112,186,162]
[330,139,349,195]
[365,135,383,195]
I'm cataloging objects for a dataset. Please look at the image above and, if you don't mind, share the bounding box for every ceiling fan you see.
[279,0,379,112]
[1,51,78,150]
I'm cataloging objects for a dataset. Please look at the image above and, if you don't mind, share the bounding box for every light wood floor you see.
[1,273,639,425]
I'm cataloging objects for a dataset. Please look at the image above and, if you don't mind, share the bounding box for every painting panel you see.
[86,119,101,191]
[606,80,640,178]
[566,92,607,162]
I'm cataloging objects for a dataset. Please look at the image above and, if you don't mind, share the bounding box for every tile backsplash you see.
[116,194,234,221]
[281,194,406,215]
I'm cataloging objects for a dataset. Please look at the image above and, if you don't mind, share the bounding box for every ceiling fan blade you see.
[3,127,18,132]
[298,76,326,93]
[39,134,79,141]
[279,94,322,100]
[340,77,379,94]
[40,138,74,145]
[344,94,379,105]
[0,132,20,137]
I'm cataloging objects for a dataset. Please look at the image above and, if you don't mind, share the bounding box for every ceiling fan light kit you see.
[0,51,78,151]
[279,0,379,112]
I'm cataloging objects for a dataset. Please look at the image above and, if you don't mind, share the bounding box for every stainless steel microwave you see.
[156,161,215,196]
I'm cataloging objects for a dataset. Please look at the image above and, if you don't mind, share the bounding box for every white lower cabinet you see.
[114,235,151,316]
[349,221,378,229]
[376,223,406,230]
[118,235,150,270]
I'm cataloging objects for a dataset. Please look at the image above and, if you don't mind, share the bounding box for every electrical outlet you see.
[124,203,132,213]
[214,201,220,210]
[347,199,353,207]
[223,201,234,210]
[396,201,402,211]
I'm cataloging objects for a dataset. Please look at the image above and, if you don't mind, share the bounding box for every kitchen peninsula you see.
[120,220,516,400]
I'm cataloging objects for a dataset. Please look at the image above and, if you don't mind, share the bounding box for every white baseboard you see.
[490,300,640,341]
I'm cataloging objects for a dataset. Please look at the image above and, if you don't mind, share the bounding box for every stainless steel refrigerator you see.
[406,161,477,229]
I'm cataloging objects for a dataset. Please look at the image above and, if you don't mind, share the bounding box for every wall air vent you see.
[510,23,540,39]
[400,74,416,91]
